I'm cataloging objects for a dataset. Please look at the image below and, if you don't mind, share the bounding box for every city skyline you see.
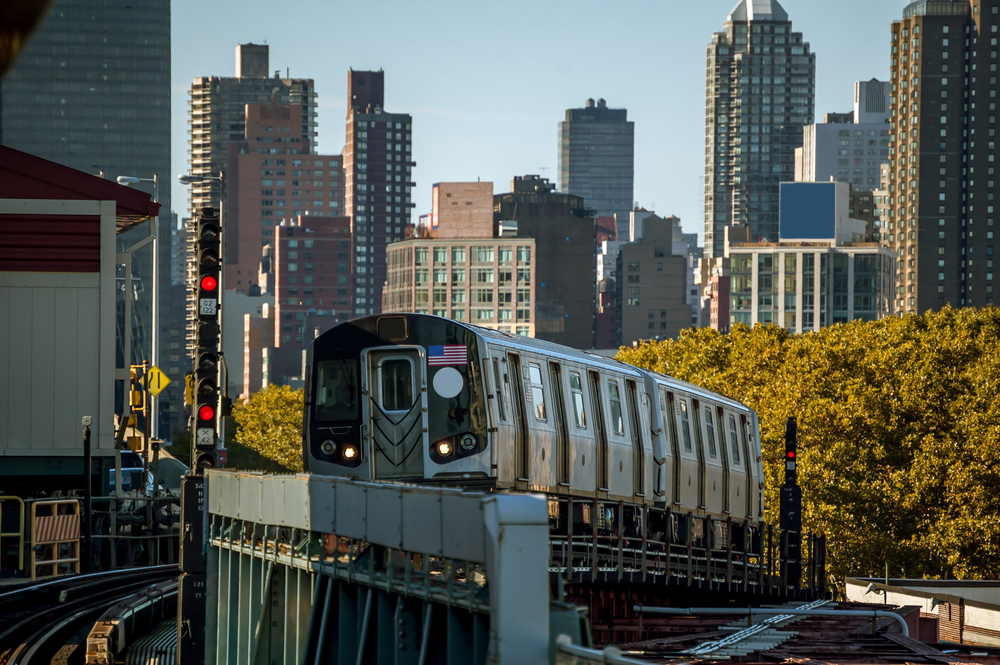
[169,0,905,240]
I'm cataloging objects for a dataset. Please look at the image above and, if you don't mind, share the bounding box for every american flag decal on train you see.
[428,345,467,366]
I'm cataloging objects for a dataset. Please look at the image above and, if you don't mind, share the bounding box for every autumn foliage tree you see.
[616,307,1000,583]
[232,384,304,472]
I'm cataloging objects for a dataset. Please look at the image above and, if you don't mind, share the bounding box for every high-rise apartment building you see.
[225,100,344,293]
[558,98,635,222]
[796,81,892,189]
[188,44,317,218]
[704,0,816,258]
[1,0,174,435]
[343,69,414,317]
[879,0,1000,313]
[273,216,353,347]
[495,176,596,349]
[616,215,692,346]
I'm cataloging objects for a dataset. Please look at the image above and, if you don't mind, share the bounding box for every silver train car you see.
[303,314,764,525]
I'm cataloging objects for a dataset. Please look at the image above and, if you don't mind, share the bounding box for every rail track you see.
[0,566,177,665]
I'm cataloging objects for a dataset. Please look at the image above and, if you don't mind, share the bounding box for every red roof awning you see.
[0,145,161,232]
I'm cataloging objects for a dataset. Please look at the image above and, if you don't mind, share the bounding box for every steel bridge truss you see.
[203,471,552,665]
[547,497,827,596]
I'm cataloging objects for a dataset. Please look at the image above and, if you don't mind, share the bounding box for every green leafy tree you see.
[232,384,304,472]
[616,307,1000,584]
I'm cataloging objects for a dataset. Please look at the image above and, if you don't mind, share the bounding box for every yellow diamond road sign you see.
[146,365,172,397]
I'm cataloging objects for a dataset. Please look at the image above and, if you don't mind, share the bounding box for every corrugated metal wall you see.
[0,214,101,272]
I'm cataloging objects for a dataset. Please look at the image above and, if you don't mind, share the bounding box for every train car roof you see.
[332,314,748,413]
[469,322,750,412]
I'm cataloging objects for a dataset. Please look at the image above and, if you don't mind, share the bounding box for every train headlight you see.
[320,440,336,456]
[342,445,358,461]
[436,440,453,457]
[460,434,477,451]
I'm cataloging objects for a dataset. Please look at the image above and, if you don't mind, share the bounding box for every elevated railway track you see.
[0,566,177,665]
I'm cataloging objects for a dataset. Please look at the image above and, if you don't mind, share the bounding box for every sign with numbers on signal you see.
[199,298,217,315]
[196,428,215,447]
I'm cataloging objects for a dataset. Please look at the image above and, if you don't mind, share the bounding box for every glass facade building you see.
[557,98,635,223]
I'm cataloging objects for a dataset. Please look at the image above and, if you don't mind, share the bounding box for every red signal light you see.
[787,450,796,459]
[200,275,218,291]
[198,404,216,421]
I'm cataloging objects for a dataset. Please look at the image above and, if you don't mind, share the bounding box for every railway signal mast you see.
[780,416,803,587]
[191,208,221,472]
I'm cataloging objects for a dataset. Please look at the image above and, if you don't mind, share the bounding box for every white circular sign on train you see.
[432,367,464,398]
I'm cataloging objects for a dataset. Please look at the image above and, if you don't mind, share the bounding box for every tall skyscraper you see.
[557,98,635,225]
[224,100,344,294]
[343,69,414,316]
[879,0,999,313]
[1,0,174,433]
[704,0,816,258]
[187,44,317,219]
[187,44,317,362]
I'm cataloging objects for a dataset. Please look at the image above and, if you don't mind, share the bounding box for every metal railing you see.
[546,497,826,594]
[87,495,179,570]
[204,471,552,665]
[0,496,25,575]
[29,499,80,580]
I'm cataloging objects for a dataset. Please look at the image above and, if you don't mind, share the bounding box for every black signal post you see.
[780,416,803,587]
[190,207,221,473]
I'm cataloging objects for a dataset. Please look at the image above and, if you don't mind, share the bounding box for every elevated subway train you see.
[303,313,764,526]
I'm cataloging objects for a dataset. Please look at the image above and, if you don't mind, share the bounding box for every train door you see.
[661,389,681,505]
[488,355,514,483]
[588,371,609,491]
[726,413,750,519]
[625,380,645,497]
[675,395,699,509]
[699,403,724,514]
[508,353,530,486]
[740,415,755,518]
[691,401,707,509]
[717,407,732,514]
[549,362,571,487]
[364,348,426,479]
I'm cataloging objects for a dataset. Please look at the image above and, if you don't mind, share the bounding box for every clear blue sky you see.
[170,0,904,241]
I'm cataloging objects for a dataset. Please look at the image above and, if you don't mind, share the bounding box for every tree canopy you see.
[232,384,304,473]
[616,307,1000,583]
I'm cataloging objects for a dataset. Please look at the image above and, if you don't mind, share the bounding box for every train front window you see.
[379,358,415,412]
[315,359,359,421]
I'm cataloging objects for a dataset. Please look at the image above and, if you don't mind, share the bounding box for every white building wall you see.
[0,200,117,455]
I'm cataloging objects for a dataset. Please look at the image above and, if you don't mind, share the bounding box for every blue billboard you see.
[779,182,836,240]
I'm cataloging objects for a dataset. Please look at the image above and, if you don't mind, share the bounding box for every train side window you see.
[314,359,359,421]
[491,358,506,422]
[528,363,547,421]
[728,414,742,466]
[662,391,679,453]
[608,380,624,436]
[678,399,693,452]
[704,406,718,458]
[569,372,587,428]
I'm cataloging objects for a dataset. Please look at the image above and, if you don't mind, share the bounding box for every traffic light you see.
[191,208,222,472]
